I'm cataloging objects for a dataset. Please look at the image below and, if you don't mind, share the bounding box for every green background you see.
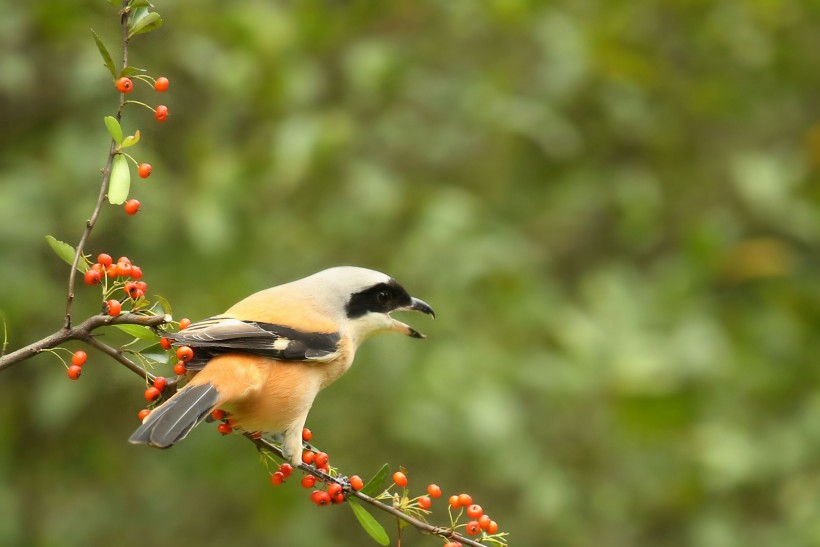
[2,1,820,545]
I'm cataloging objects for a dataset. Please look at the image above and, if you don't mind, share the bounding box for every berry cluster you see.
[114,75,170,122]
[83,254,151,316]
[67,350,87,380]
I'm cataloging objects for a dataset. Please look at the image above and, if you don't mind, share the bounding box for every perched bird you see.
[129,266,434,464]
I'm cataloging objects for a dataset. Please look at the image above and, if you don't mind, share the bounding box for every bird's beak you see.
[390,297,435,339]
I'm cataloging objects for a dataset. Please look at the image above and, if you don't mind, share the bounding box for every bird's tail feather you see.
[128,383,219,448]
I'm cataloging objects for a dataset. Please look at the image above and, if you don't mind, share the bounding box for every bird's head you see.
[299,266,435,346]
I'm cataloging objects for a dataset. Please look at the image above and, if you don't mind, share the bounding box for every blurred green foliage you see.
[2,0,820,545]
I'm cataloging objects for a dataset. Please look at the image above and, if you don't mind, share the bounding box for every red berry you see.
[458,493,473,507]
[331,493,345,504]
[302,427,312,442]
[478,514,491,530]
[137,409,151,421]
[301,475,317,488]
[314,452,329,468]
[117,256,131,265]
[443,543,463,547]
[310,490,331,506]
[124,199,141,215]
[67,365,82,380]
[152,376,167,391]
[83,269,101,286]
[217,422,233,435]
[466,504,483,519]
[327,483,342,497]
[486,520,499,534]
[278,463,293,479]
[97,253,113,267]
[116,262,132,277]
[90,263,104,273]
[155,105,169,122]
[178,318,191,330]
[137,163,152,179]
[106,299,122,316]
[302,450,315,465]
[71,350,88,366]
[418,496,432,510]
[144,386,161,402]
[427,484,442,498]
[349,475,364,491]
[105,264,118,278]
[124,281,138,298]
[154,76,169,92]
[160,337,172,349]
[448,495,461,509]
[211,409,226,421]
[392,471,408,488]
[173,361,186,375]
[465,521,481,536]
[176,346,194,362]
[115,77,133,93]
[135,281,148,293]
[270,471,285,486]
[130,265,143,280]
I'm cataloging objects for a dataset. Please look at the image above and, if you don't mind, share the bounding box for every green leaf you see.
[121,130,141,148]
[45,235,86,272]
[118,66,146,78]
[129,0,153,8]
[104,116,123,145]
[91,29,116,78]
[360,463,390,497]
[114,324,159,341]
[348,500,389,546]
[155,294,173,317]
[108,153,131,204]
[129,12,162,38]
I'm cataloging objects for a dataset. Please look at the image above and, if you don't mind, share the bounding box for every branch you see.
[64,6,131,329]
[0,313,169,373]
[246,435,486,547]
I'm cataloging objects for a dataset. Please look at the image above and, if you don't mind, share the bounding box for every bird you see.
[129,266,434,465]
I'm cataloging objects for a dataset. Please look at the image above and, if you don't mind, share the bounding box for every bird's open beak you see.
[390,297,435,338]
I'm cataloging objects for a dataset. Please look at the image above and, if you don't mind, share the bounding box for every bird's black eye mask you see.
[345,280,412,318]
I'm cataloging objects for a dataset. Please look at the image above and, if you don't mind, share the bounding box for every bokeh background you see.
[2,0,820,545]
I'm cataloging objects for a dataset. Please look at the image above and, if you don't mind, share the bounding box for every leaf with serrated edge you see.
[114,324,159,341]
[360,463,390,497]
[129,12,162,38]
[121,130,141,148]
[45,235,86,272]
[108,154,131,204]
[104,116,123,144]
[91,29,116,78]
[348,500,389,546]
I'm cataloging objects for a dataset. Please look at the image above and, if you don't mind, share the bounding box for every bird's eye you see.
[377,290,391,305]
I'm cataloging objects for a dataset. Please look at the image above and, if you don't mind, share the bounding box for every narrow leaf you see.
[118,66,146,78]
[349,500,389,546]
[104,116,123,144]
[155,294,173,317]
[360,463,390,497]
[91,29,116,78]
[121,130,141,148]
[108,154,131,204]
[129,0,153,8]
[45,235,86,272]
[114,324,159,341]
[129,12,163,38]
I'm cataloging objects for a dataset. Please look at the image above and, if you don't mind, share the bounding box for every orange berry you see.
[155,104,169,122]
[129,265,143,280]
[137,163,152,179]
[278,463,293,479]
[137,409,151,421]
[176,346,194,362]
[106,299,122,316]
[105,264,118,278]
[418,496,432,510]
[332,493,345,504]
[465,521,480,536]
[270,472,285,486]
[444,543,462,547]
[427,484,442,498]
[217,422,232,435]
[211,409,226,421]
[144,386,161,402]
[173,361,186,375]
[302,427,312,441]
[392,471,408,488]
[466,504,483,519]
[349,475,364,491]
[160,337,172,349]
[458,493,473,507]
[310,490,331,506]
[314,451,329,468]
[115,77,133,93]
[116,262,132,277]
[124,199,140,215]
[67,365,82,380]
[178,318,191,330]
[83,269,101,285]
[448,495,461,509]
[302,450,315,465]
[154,76,169,92]
[327,483,342,497]
[486,520,499,534]
[479,514,491,530]
[97,253,113,267]
[71,350,88,366]
[301,475,317,488]
[152,376,167,391]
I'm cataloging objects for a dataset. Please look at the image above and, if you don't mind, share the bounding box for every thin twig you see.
[64,6,131,329]
[246,435,485,547]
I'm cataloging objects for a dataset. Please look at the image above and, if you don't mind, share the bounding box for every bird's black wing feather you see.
[164,317,340,369]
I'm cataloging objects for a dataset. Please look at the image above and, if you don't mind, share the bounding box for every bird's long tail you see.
[129,383,219,448]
